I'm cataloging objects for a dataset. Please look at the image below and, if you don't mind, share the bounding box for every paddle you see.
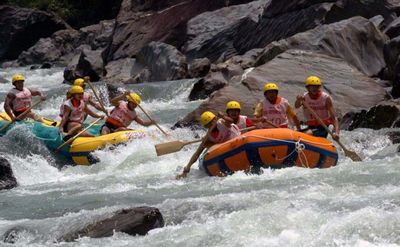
[0,100,42,133]
[155,126,256,156]
[302,101,362,162]
[136,104,169,136]
[262,118,279,128]
[57,118,102,150]
[176,120,217,179]
[86,80,109,117]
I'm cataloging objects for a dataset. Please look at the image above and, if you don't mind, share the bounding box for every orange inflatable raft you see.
[199,128,338,176]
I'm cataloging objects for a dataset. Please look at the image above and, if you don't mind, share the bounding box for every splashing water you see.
[0,67,399,246]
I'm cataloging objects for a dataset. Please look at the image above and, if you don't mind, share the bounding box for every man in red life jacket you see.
[225,101,254,129]
[4,74,46,122]
[178,111,241,177]
[100,91,155,135]
[201,111,241,145]
[254,82,301,130]
[73,78,107,114]
[294,76,340,140]
[58,86,105,139]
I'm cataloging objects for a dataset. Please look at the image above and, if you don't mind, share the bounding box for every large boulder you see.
[0,5,68,61]
[17,29,81,66]
[383,36,400,98]
[341,100,400,130]
[106,0,256,61]
[255,16,388,77]
[184,0,267,63]
[69,48,105,82]
[235,0,395,60]
[136,42,188,82]
[60,207,164,242]
[177,49,387,127]
[18,20,115,66]
[0,156,17,191]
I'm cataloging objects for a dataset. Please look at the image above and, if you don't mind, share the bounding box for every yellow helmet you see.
[305,76,321,86]
[200,111,216,127]
[74,78,85,86]
[12,74,25,84]
[263,82,279,92]
[69,86,84,94]
[226,101,241,111]
[127,92,141,104]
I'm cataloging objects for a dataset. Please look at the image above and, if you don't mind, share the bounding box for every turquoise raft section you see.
[31,121,103,163]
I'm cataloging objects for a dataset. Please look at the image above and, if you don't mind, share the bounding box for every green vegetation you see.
[4,0,121,28]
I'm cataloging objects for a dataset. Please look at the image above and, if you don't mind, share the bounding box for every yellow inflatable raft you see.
[200,128,339,176]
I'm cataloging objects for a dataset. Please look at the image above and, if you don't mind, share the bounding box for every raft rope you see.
[210,133,333,168]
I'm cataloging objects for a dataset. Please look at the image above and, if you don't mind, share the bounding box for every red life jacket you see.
[261,96,289,128]
[10,88,32,113]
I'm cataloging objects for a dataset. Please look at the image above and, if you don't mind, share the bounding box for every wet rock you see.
[2,227,32,244]
[107,0,255,61]
[341,101,400,130]
[383,36,400,97]
[188,72,228,101]
[60,207,164,242]
[184,0,267,62]
[71,48,104,82]
[384,17,400,38]
[40,62,52,69]
[188,58,211,78]
[0,76,8,84]
[177,84,258,127]
[0,156,17,190]
[178,49,387,127]
[0,5,68,61]
[17,20,115,66]
[104,58,138,84]
[255,16,388,77]
[387,131,400,144]
[63,65,78,84]
[136,42,187,82]
[370,15,385,30]
[236,0,394,63]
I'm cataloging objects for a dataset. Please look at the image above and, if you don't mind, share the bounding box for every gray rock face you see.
[107,0,256,61]
[136,42,188,82]
[60,207,164,242]
[341,100,400,130]
[0,156,17,191]
[177,49,387,126]
[188,58,211,78]
[17,20,115,66]
[0,5,68,61]
[184,0,267,62]
[236,0,394,59]
[384,36,400,98]
[70,48,105,82]
[255,16,388,77]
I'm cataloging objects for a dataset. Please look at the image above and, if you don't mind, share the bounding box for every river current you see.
[0,67,399,246]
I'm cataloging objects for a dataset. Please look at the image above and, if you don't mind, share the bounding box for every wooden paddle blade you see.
[344,148,362,162]
[155,141,186,156]
[155,139,202,156]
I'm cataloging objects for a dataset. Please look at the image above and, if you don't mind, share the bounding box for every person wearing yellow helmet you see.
[294,76,339,139]
[178,110,241,177]
[100,91,155,135]
[201,110,241,144]
[225,101,254,129]
[58,86,105,139]
[4,74,46,122]
[254,82,301,130]
[72,77,107,115]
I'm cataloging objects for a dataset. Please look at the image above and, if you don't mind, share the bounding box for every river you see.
[0,67,399,246]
